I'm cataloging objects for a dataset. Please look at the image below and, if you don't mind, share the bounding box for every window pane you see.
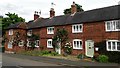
[116,21,120,29]
[79,25,82,31]
[74,41,76,48]
[112,42,116,50]
[107,22,110,30]
[74,26,76,31]
[108,42,111,50]
[76,26,79,31]
[80,41,82,48]
[117,42,120,50]
[112,21,116,30]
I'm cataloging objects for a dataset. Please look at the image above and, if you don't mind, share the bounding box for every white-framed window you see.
[106,40,120,51]
[19,40,24,46]
[9,29,13,35]
[8,42,13,49]
[35,40,39,48]
[105,20,120,31]
[73,39,83,49]
[47,27,54,34]
[27,39,31,47]
[47,39,53,48]
[27,30,32,36]
[72,24,83,33]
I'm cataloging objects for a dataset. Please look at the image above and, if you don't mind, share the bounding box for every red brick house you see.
[4,2,120,57]
[4,22,27,53]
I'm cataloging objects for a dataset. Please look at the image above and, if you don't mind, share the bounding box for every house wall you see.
[5,21,120,55]
[4,29,26,52]
[39,21,120,55]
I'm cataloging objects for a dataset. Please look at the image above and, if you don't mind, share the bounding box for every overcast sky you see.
[0,0,120,22]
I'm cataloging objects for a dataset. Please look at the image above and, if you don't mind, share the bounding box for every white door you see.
[8,42,13,49]
[85,40,94,57]
[55,42,61,54]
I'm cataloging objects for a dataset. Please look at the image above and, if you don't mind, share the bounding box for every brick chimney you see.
[71,1,77,14]
[34,11,39,20]
[50,8,55,18]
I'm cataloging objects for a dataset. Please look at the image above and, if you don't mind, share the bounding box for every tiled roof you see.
[7,22,27,29]
[7,5,120,29]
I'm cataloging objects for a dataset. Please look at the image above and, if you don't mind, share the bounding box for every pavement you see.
[2,53,120,68]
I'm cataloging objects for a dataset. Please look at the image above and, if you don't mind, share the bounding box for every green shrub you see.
[77,54,84,59]
[51,51,58,56]
[96,41,120,63]
[40,50,50,55]
[98,55,108,63]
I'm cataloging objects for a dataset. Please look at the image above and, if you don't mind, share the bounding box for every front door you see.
[85,40,94,57]
[55,42,61,54]
[8,42,13,49]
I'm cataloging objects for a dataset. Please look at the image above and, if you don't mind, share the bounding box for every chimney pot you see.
[34,11,39,20]
[71,1,77,14]
[50,8,55,18]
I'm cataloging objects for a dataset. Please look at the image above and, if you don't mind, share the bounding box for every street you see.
[2,53,120,68]
[2,54,60,66]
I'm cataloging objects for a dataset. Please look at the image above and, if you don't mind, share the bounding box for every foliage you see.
[12,32,21,46]
[18,50,59,56]
[2,12,25,35]
[51,51,58,56]
[27,34,39,48]
[39,45,44,51]
[63,3,84,14]
[63,42,72,55]
[77,54,84,59]
[52,28,68,52]
[95,41,120,63]
[98,55,109,63]
[0,16,3,29]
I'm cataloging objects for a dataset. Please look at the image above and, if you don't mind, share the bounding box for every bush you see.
[77,54,84,59]
[18,50,59,57]
[51,51,58,56]
[96,41,120,63]
[41,50,50,55]
[98,55,108,63]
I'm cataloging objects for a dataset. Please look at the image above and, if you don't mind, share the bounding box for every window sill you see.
[107,50,120,51]
[72,32,83,34]
[106,30,120,32]
[73,48,83,50]
[47,33,54,35]
[47,47,53,48]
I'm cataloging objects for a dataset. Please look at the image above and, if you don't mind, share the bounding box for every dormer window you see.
[47,27,54,34]
[105,20,120,31]
[72,24,83,33]
[27,30,32,36]
[9,29,13,35]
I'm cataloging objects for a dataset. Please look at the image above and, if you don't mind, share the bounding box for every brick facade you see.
[5,29,26,52]
[4,4,120,56]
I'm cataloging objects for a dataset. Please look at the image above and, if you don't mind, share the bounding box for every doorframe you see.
[85,40,94,57]
[55,42,61,54]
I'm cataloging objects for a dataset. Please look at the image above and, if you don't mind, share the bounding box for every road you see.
[2,53,119,68]
[2,54,61,66]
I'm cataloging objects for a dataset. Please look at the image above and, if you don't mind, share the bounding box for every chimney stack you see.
[50,8,55,18]
[71,1,77,14]
[34,11,39,20]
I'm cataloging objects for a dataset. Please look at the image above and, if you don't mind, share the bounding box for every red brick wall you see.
[5,29,26,52]
[39,21,120,55]
[5,21,120,55]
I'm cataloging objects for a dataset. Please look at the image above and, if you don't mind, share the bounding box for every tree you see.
[27,34,39,50]
[52,28,68,54]
[63,3,84,14]
[2,12,25,35]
